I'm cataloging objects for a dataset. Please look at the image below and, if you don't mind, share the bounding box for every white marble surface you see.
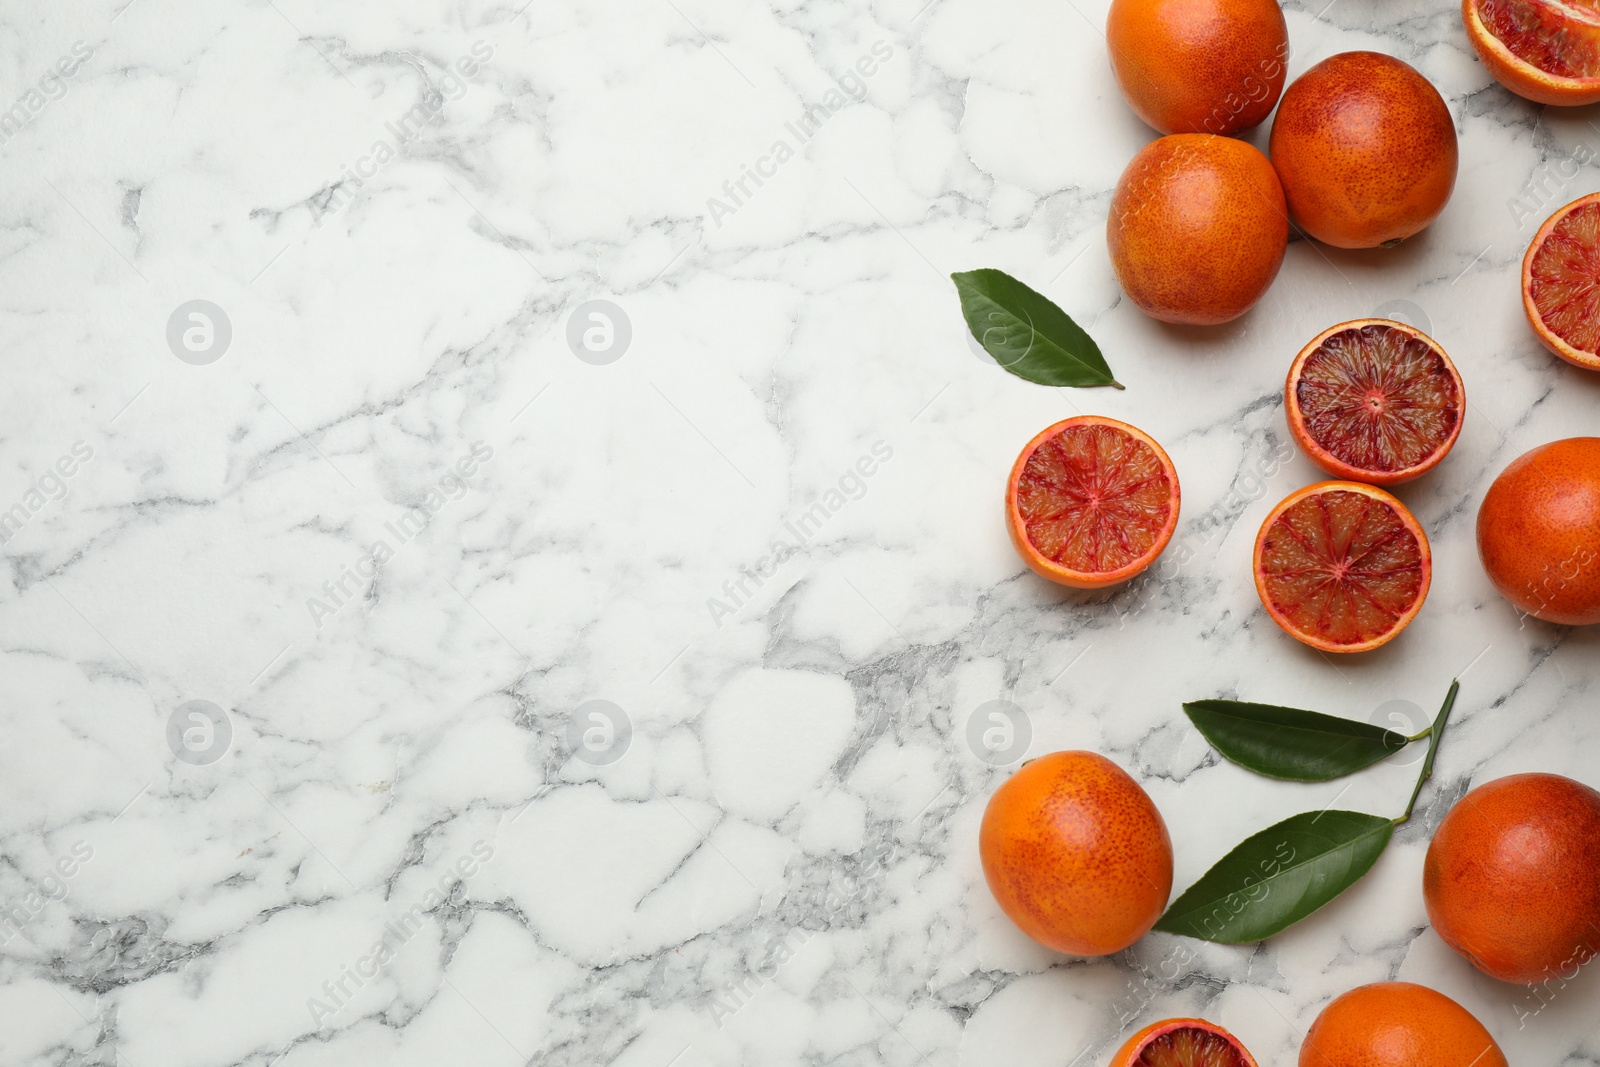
[2,0,1599,1064]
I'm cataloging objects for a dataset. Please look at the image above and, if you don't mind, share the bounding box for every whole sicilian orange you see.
[979,750,1172,956]
[1300,982,1506,1067]
[1476,437,1600,624]
[1424,773,1600,983]
[1111,1019,1258,1067]
[1107,134,1288,325]
[1269,52,1458,248]
[1106,0,1289,135]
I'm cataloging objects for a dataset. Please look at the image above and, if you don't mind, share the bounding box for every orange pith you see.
[1286,319,1464,485]
[1006,417,1181,589]
[1464,0,1600,105]
[1523,194,1600,370]
[1112,1019,1259,1067]
[1253,482,1431,653]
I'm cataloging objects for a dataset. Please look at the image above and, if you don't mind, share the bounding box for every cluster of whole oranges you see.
[1003,0,1600,649]
[1104,0,1456,325]
[981,754,1600,1067]
[981,0,1600,1061]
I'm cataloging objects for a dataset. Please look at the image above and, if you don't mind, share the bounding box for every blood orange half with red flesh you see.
[1464,0,1600,105]
[1111,1019,1259,1067]
[1286,319,1465,485]
[1254,481,1431,653]
[1523,193,1600,370]
[1006,416,1181,589]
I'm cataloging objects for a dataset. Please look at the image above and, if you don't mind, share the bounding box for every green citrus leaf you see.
[951,269,1123,389]
[1154,810,1395,943]
[1183,700,1414,782]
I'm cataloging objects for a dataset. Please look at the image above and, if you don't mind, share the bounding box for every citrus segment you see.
[1112,1020,1259,1067]
[1286,320,1464,485]
[1006,417,1180,589]
[1523,194,1600,369]
[1465,0,1600,105]
[1254,482,1431,653]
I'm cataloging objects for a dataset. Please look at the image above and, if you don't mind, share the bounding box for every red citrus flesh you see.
[1478,0,1600,75]
[1113,1019,1259,1067]
[1287,320,1464,485]
[1006,417,1180,589]
[1254,482,1431,653]
[1139,1027,1251,1067]
[1465,0,1600,104]
[1524,194,1600,370]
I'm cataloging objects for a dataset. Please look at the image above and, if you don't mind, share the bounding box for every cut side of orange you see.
[1286,319,1465,486]
[1524,193,1600,371]
[1006,416,1180,589]
[1254,481,1431,653]
[1464,0,1600,105]
[1111,1019,1259,1067]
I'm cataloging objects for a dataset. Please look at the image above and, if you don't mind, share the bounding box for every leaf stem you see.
[1108,380,1126,390]
[1395,679,1460,826]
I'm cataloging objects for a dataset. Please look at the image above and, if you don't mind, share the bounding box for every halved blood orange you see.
[1285,319,1465,486]
[1254,481,1431,653]
[1523,192,1600,370]
[1111,1019,1259,1067]
[1463,0,1600,106]
[1006,416,1180,589]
